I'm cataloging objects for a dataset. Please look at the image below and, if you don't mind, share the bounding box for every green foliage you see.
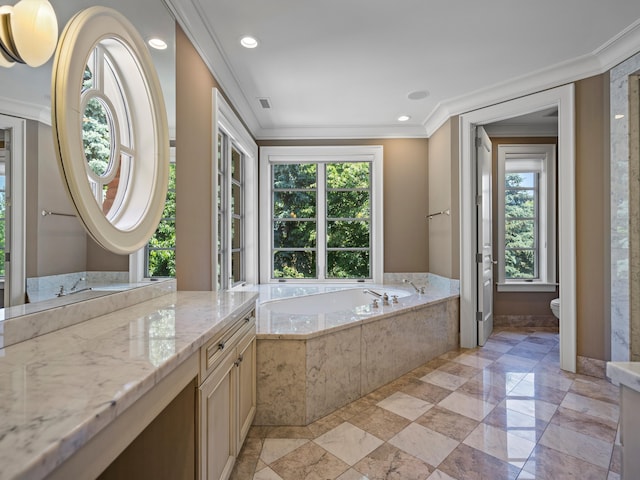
[82,97,111,176]
[504,173,536,279]
[147,164,176,277]
[271,162,372,279]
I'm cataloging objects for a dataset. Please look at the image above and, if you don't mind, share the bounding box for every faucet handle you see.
[391,295,399,304]
[372,299,379,309]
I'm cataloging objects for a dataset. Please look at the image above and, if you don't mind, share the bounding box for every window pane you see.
[232,183,241,215]
[232,147,241,181]
[232,251,241,283]
[327,220,369,248]
[327,191,370,218]
[232,217,241,249]
[505,249,535,279]
[327,251,370,278]
[273,191,316,218]
[505,189,535,218]
[505,220,535,248]
[274,251,316,278]
[273,220,316,248]
[505,172,535,189]
[148,249,175,277]
[273,164,316,189]
[149,219,175,247]
[326,162,369,189]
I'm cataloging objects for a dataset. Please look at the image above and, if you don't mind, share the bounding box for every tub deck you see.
[246,278,460,426]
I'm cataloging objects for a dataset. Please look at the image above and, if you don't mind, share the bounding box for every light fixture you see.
[0,0,58,68]
[397,115,411,122]
[407,90,429,100]
[148,37,167,50]
[240,35,259,49]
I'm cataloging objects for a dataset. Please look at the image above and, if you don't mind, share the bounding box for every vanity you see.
[0,282,258,479]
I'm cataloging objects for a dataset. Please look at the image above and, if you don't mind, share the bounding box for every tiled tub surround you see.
[252,277,460,425]
[0,288,258,480]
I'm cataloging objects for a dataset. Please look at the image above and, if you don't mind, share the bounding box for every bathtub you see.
[247,276,461,426]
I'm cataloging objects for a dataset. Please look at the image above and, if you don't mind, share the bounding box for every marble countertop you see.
[607,362,640,392]
[0,290,258,480]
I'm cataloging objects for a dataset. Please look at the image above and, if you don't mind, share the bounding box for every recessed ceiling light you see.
[407,90,429,100]
[397,115,411,122]
[615,114,625,120]
[148,38,167,50]
[240,36,259,49]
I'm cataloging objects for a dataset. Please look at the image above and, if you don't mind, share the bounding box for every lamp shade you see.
[10,0,58,67]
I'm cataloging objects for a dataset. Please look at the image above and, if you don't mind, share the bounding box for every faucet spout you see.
[403,279,424,294]
[363,288,382,299]
[70,277,86,291]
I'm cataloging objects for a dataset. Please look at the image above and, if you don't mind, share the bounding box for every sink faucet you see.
[70,277,86,291]
[403,279,424,294]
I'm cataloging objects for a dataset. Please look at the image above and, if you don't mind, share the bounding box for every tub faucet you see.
[70,277,86,291]
[403,279,425,294]
[363,289,389,305]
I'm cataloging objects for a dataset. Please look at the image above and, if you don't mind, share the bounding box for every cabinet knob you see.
[218,341,225,350]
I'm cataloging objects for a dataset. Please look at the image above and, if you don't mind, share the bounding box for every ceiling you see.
[167,0,640,139]
[1,1,640,141]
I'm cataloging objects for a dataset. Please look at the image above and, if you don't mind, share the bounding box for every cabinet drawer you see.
[200,310,255,381]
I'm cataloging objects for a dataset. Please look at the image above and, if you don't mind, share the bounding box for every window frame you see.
[259,145,383,284]
[497,144,557,292]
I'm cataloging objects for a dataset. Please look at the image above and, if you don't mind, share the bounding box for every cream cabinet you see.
[199,309,256,480]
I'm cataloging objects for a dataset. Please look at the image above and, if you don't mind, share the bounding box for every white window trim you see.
[212,89,258,290]
[496,144,556,292]
[259,145,383,284]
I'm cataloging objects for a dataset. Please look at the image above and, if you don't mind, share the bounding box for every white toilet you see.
[550,298,560,319]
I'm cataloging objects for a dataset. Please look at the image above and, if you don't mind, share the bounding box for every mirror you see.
[0,0,175,318]
[52,6,170,254]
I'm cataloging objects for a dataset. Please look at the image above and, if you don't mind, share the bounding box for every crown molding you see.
[0,96,51,126]
[424,18,640,137]
[254,124,428,140]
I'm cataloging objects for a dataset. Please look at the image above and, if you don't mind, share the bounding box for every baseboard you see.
[577,355,607,379]
[494,314,558,329]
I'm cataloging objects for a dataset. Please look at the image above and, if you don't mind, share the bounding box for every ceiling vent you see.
[258,97,271,109]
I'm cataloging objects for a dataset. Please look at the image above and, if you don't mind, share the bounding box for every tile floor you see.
[231,328,621,479]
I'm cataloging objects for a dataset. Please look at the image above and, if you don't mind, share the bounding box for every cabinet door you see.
[200,349,236,480]
[236,331,256,450]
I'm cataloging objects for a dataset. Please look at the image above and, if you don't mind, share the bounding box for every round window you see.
[51,6,169,254]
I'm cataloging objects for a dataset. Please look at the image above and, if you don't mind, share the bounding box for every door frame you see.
[459,84,576,372]
[0,114,26,307]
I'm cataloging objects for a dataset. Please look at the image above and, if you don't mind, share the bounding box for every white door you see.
[477,126,494,346]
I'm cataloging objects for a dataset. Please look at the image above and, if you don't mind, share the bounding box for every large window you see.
[217,132,245,289]
[497,144,556,291]
[261,146,383,283]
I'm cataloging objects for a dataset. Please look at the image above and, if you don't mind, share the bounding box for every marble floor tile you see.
[452,353,495,369]
[376,392,433,421]
[483,405,548,443]
[463,423,536,468]
[415,405,479,441]
[570,376,620,405]
[550,405,618,442]
[348,405,411,441]
[314,422,384,466]
[399,378,453,404]
[336,468,369,480]
[483,339,518,353]
[467,347,505,361]
[608,472,621,480]
[519,444,608,480]
[438,443,521,480]
[500,397,558,422]
[495,331,531,341]
[560,392,619,424]
[353,443,434,480]
[308,411,346,438]
[260,438,309,464]
[506,346,548,362]
[420,370,469,390]
[263,425,314,439]
[436,361,480,379]
[438,391,496,421]
[457,377,510,404]
[472,369,526,392]
[517,370,574,392]
[508,378,567,405]
[389,423,459,468]
[520,339,556,352]
[270,442,349,480]
[426,470,458,480]
[610,444,622,474]
[492,354,539,372]
[539,422,613,469]
[253,466,284,480]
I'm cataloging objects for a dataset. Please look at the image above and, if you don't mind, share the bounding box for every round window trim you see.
[51,6,169,255]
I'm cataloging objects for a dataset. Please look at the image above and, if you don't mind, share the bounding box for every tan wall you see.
[490,137,559,316]
[575,74,610,360]
[258,138,430,273]
[428,117,460,279]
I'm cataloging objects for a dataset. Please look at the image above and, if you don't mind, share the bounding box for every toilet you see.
[550,298,560,319]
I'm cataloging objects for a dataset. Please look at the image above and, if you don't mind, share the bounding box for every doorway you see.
[459,85,577,372]
[0,114,26,307]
